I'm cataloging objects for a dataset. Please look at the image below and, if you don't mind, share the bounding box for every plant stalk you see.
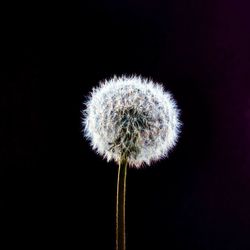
[116,157,128,250]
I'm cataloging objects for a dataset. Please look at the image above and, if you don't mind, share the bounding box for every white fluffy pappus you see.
[82,75,181,168]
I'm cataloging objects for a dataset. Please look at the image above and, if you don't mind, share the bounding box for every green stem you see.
[116,157,128,250]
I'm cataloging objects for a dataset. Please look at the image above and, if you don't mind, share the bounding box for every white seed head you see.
[82,75,181,168]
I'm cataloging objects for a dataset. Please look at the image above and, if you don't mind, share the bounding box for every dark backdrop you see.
[1,0,250,249]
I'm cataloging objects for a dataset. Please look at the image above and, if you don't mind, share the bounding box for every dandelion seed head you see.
[82,75,181,168]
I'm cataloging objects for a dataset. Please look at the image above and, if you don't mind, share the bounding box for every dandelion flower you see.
[82,75,181,168]
[82,75,181,250]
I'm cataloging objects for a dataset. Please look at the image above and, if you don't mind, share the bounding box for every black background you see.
[1,0,250,249]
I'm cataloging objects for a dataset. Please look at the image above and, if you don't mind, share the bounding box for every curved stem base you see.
[116,157,128,250]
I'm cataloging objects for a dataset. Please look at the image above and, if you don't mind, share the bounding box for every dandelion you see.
[82,75,181,250]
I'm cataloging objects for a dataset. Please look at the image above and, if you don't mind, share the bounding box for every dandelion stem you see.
[116,156,128,250]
